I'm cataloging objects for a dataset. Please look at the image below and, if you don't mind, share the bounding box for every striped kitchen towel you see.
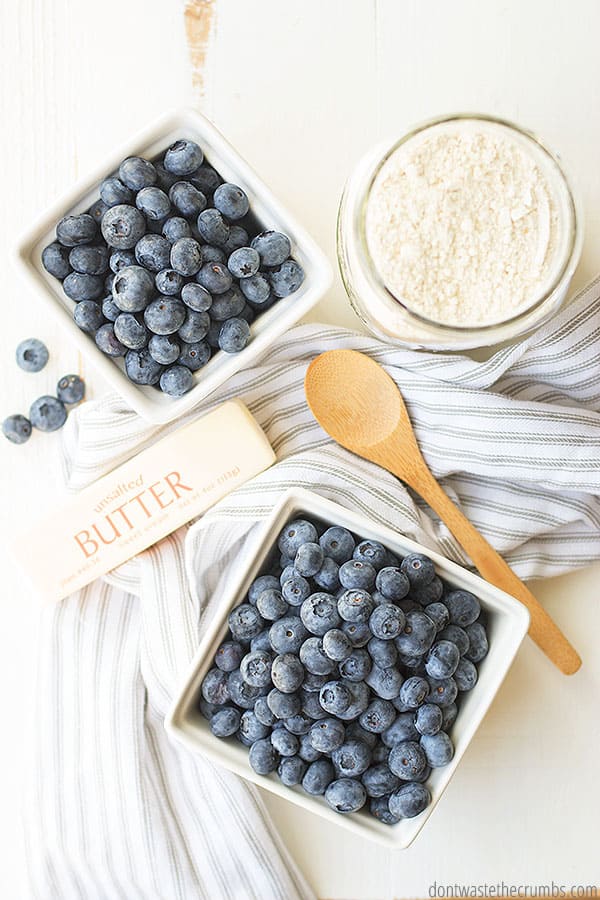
[26,275,600,898]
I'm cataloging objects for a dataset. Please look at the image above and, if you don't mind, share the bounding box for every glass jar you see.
[337,113,582,350]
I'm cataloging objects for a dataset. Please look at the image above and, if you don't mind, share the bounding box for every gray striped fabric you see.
[27,277,600,898]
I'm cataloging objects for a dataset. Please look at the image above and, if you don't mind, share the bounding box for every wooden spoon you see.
[305,349,581,675]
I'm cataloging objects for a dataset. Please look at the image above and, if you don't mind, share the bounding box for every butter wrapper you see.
[12,400,276,602]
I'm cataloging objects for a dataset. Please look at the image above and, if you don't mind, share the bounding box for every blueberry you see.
[155,269,184,297]
[99,176,133,207]
[337,588,374,623]
[201,667,230,705]
[282,574,311,607]
[279,564,296,584]
[271,729,299,757]
[424,602,450,632]
[341,621,372,648]
[375,567,410,602]
[454,658,478,691]
[345,722,378,749]
[339,560,377,592]
[181,283,212,314]
[88,199,109,225]
[191,164,221,196]
[427,677,458,708]
[425,640,460,679]
[301,690,328,721]
[101,205,146,250]
[412,577,444,605]
[420,731,454,767]
[63,272,104,302]
[69,244,109,276]
[294,542,324,578]
[284,713,313,735]
[228,247,260,279]
[239,710,270,746]
[307,718,344,753]
[361,763,401,799]
[218,318,251,354]
[42,242,72,279]
[400,553,436,587]
[56,374,85,404]
[240,650,273,689]
[368,637,397,669]
[254,695,277,727]
[239,273,271,305]
[369,604,406,641]
[267,688,301,719]
[338,649,371,682]
[194,263,231,299]
[178,310,210,345]
[254,588,286,622]
[248,737,278,775]
[395,610,437,658]
[322,628,352,662]
[164,140,203,176]
[365,665,403,701]
[332,740,372,778]
[154,160,180,192]
[382,713,420,748]
[302,759,335,795]
[124,348,163,385]
[319,526,355,564]
[278,520,318,558]
[228,603,265,642]
[445,589,481,627]
[169,237,202,277]
[325,778,367,814]
[248,574,281,604]
[251,231,291,267]
[299,637,335,676]
[118,157,157,191]
[105,272,116,295]
[337,680,370,721]
[16,338,48,373]
[269,616,308,654]
[2,414,32,445]
[197,208,230,246]
[271,653,304,693]
[209,706,241,738]
[102,297,120,322]
[269,259,305,298]
[162,216,192,242]
[213,290,247,324]
[299,733,322,762]
[144,298,186,335]
[134,234,171,272]
[399,676,430,709]
[359,699,396,734]
[465,622,488,662]
[313,557,340,593]
[177,340,211,372]
[415,703,443,736]
[370,795,401,825]
[438,624,470,656]
[352,540,386,570]
[300,593,341,636]
[214,183,249,220]
[214,640,244,672]
[228,670,262,709]
[389,782,431,818]
[109,249,137,274]
[56,214,96,247]
[222,225,250,256]
[168,181,207,218]
[440,702,458,731]
[201,245,226,265]
[319,680,352,716]
[95,322,127,356]
[114,313,149,350]
[278,756,307,787]
[388,740,428,781]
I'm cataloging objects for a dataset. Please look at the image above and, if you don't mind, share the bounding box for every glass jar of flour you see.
[337,114,581,350]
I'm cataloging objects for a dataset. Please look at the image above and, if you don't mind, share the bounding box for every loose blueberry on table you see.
[199,518,489,823]
[41,139,305,397]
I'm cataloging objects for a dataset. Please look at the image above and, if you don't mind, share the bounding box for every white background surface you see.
[1,1,599,897]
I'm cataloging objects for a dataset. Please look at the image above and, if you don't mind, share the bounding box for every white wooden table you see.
[1,2,599,897]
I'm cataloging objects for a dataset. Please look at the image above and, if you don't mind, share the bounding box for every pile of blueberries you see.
[2,337,85,444]
[41,139,305,397]
[200,517,489,824]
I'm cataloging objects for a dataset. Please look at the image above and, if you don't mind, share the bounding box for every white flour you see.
[365,120,568,327]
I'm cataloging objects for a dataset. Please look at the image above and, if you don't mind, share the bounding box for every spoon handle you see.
[407,468,581,675]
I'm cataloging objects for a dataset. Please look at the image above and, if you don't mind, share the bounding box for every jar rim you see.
[349,112,582,337]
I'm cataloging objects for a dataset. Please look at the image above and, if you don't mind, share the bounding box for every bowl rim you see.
[13,108,332,424]
[165,486,530,848]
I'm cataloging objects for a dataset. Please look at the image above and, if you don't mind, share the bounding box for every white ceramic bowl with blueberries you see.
[167,488,529,848]
[15,109,332,424]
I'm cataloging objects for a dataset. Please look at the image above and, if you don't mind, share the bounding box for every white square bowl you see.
[15,109,332,424]
[166,487,530,849]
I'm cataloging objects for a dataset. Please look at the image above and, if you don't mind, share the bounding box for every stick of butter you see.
[12,399,276,603]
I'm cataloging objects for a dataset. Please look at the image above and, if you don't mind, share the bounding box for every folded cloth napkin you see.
[27,277,600,898]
